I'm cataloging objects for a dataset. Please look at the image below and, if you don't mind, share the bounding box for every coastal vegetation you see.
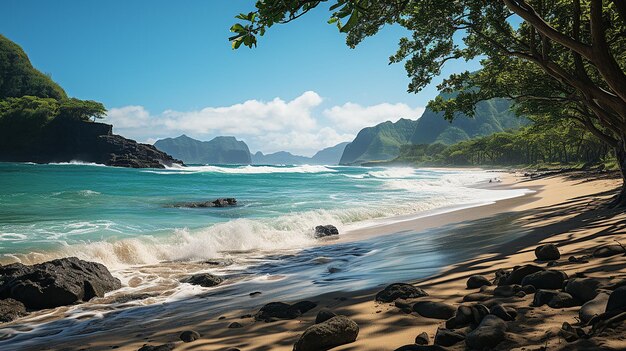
[231,1,626,205]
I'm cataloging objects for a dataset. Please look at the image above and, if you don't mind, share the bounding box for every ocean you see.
[0,162,532,347]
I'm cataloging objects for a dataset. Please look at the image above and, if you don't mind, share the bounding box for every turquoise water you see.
[0,162,534,348]
[0,162,526,267]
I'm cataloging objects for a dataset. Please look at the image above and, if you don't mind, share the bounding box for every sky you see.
[0,0,481,156]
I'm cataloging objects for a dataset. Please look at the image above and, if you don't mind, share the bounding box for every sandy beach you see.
[4,170,621,351]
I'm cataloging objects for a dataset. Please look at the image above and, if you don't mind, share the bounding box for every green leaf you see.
[340,11,359,33]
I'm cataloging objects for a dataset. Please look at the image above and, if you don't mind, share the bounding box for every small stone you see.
[565,278,601,303]
[521,270,568,290]
[535,244,560,261]
[375,283,428,303]
[228,322,243,329]
[463,293,491,302]
[490,304,516,321]
[593,245,625,258]
[137,344,175,351]
[179,330,200,342]
[580,292,609,324]
[181,273,223,287]
[606,286,626,312]
[494,284,522,297]
[467,275,491,289]
[415,332,430,345]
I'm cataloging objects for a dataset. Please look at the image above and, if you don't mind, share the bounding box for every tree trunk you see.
[612,139,626,207]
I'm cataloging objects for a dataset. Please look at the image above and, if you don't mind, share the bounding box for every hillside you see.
[252,151,311,165]
[0,35,66,100]
[339,118,417,165]
[311,142,349,164]
[411,98,526,145]
[340,98,527,165]
[154,135,252,164]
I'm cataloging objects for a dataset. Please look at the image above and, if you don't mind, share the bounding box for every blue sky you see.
[1,0,481,155]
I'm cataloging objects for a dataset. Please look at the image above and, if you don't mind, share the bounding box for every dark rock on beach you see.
[467,275,491,289]
[137,343,175,351]
[565,277,600,303]
[315,308,337,324]
[255,301,317,321]
[293,315,359,351]
[535,244,560,261]
[170,198,237,208]
[465,315,507,349]
[494,284,523,297]
[228,322,243,329]
[181,273,223,287]
[179,330,200,342]
[0,298,27,322]
[490,304,517,321]
[376,283,428,302]
[521,269,568,290]
[314,225,339,238]
[413,301,456,320]
[606,286,626,313]
[434,328,465,346]
[0,257,121,310]
[415,331,430,345]
[580,292,609,324]
[593,245,626,258]
[497,264,544,286]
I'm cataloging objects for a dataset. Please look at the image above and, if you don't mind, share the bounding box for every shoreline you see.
[2,170,625,350]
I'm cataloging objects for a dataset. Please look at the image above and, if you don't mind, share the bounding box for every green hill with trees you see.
[154,135,252,164]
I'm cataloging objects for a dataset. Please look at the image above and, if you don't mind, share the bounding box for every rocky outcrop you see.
[0,119,182,168]
[170,198,237,208]
[0,257,121,310]
[293,315,359,351]
[0,298,27,322]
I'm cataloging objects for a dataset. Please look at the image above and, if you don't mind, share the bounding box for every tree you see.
[230,1,626,205]
[58,98,106,122]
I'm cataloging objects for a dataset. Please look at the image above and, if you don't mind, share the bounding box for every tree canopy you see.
[231,0,626,204]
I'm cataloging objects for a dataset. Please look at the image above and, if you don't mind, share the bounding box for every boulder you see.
[415,331,430,345]
[467,275,491,289]
[447,303,490,329]
[315,308,336,324]
[490,304,516,321]
[498,265,544,286]
[565,278,600,303]
[465,315,507,350]
[181,273,223,287]
[375,283,428,303]
[0,298,27,323]
[434,328,465,347]
[293,315,359,351]
[179,330,200,342]
[494,284,522,297]
[606,286,626,313]
[0,257,121,310]
[580,292,610,324]
[547,292,577,308]
[593,245,625,258]
[255,301,317,321]
[521,270,568,290]
[412,301,456,320]
[462,293,491,302]
[535,244,561,261]
[314,225,339,238]
[532,289,560,307]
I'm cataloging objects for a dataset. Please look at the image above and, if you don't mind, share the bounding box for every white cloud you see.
[323,102,425,135]
[104,91,423,156]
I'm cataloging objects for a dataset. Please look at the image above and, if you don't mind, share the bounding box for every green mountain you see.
[154,135,252,164]
[311,142,349,164]
[0,35,66,100]
[340,98,527,165]
[340,118,417,165]
[410,98,526,145]
[251,151,311,165]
